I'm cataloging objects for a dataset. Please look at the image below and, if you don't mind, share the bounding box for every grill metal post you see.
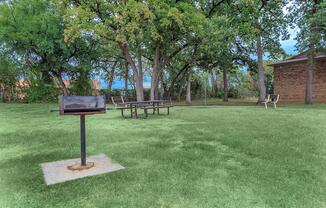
[80,115,86,166]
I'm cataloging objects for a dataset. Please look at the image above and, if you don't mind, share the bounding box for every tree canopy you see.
[0,0,324,103]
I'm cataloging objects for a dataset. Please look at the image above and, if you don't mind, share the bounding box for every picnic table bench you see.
[111,96,130,117]
[140,98,173,118]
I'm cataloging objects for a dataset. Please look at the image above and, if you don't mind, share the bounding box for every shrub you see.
[25,80,59,103]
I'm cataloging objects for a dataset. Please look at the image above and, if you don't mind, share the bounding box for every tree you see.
[0,0,99,96]
[0,54,20,102]
[289,0,326,104]
[92,54,121,93]
[197,13,237,102]
[230,0,289,103]
[145,1,205,100]
[63,0,155,101]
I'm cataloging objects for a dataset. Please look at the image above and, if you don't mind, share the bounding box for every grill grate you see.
[59,96,106,115]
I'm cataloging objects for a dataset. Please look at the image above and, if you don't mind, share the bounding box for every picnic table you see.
[111,96,173,118]
[124,100,163,118]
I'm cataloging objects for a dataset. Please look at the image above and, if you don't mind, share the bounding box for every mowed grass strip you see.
[0,103,325,208]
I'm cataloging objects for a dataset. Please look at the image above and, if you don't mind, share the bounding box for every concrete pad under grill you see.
[41,154,124,185]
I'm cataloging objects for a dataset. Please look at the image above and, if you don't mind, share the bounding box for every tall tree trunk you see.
[177,85,183,102]
[124,60,129,96]
[130,77,136,94]
[185,45,198,104]
[211,70,218,97]
[155,75,160,99]
[186,69,192,104]
[223,67,228,102]
[160,72,164,98]
[2,86,10,102]
[107,69,114,92]
[151,42,161,100]
[120,43,144,101]
[55,71,69,96]
[305,51,314,104]
[137,46,143,98]
[256,35,266,103]
[305,0,319,104]
[0,84,3,102]
[107,61,117,92]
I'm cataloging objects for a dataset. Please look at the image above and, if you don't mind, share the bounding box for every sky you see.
[280,39,296,55]
[280,27,298,55]
[103,29,299,89]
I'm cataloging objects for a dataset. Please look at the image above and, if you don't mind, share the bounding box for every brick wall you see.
[274,59,326,103]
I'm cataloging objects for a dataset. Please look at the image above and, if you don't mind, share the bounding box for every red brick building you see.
[271,52,326,103]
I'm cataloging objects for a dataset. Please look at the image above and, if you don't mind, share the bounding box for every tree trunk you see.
[177,84,183,102]
[120,43,144,101]
[160,72,164,98]
[107,70,114,92]
[107,77,113,92]
[55,71,69,96]
[107,61,117,92]
[137,46,143,98]
[256,35,266,103]
[151,42,161,100]
[210,70,217,97]
[0,84,3,102]
[305,0,319,104]
[6,88,12,102]
[2,86,11,103]
[305,52,314,104]
[186,69,192,104]
[185,46,198,104]
[124,60,129,96]
[223,67,228,102]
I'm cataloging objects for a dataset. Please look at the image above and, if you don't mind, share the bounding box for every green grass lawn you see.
[0,104,326,208]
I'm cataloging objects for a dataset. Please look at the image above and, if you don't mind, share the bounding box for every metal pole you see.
[80,115,86,166]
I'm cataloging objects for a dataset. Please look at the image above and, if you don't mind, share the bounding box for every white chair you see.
[270,94,280,109]
[263,94,280,109]
[262,94,271,109]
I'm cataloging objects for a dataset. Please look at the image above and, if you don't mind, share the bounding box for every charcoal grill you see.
[58,96,106,169]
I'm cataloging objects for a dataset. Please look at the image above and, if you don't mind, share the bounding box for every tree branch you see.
[208,0,227,17]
